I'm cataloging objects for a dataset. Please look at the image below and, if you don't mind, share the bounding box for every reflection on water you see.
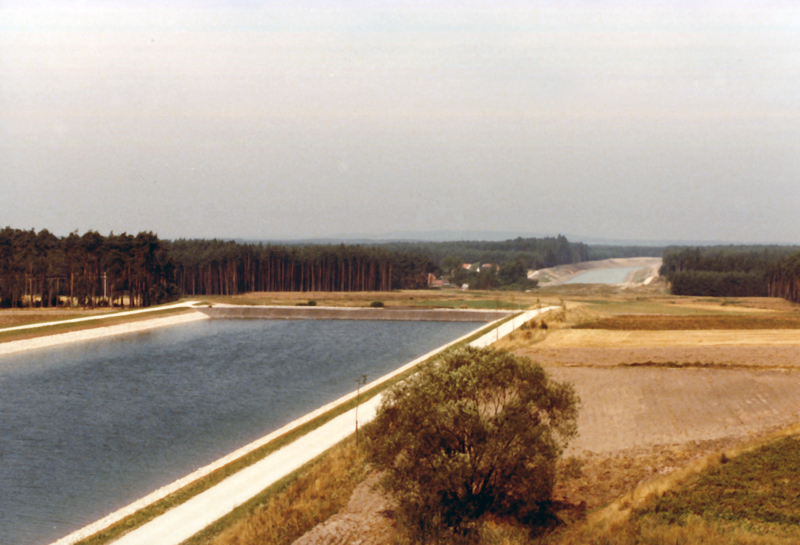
[0,319,481,545]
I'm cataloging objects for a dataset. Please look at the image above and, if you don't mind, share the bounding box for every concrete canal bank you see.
[0,311,210,356]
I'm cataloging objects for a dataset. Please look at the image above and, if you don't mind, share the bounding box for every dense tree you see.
[380,235,592,272]
[0,227,438,307]
[365,347,579,540]
[660,246,800,299]
[767,251,800,303]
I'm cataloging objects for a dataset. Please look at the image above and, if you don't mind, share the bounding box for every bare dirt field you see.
[545,366,800,454]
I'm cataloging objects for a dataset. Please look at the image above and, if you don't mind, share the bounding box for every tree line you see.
[0,228,436,308]
[380,236,663,274]
[660,246,800,302]
[381,235,590,273]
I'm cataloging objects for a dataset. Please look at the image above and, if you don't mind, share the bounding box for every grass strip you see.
[412,299,522,310]
[73,315,519,545]
[645,436,800,528]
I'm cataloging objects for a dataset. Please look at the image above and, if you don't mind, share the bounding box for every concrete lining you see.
[199,305,512,322]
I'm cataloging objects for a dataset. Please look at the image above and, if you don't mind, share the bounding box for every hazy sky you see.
[2,1,799,243]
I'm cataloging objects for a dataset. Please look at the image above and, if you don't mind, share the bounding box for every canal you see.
[0,319,482,545]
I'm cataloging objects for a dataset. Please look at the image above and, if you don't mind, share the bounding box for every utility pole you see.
[355,374,367,449]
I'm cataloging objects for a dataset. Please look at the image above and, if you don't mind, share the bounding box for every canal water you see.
[564,266,641,284]
[0,319,483,545]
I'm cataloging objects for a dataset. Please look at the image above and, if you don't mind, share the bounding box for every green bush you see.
[365,347,579,541]
[369,300,384,308]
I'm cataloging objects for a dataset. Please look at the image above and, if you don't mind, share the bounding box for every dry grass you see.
[538,516,800,545]
[0,308,112,329]
[517,345,800,369]
[192,436,370,545]
[577,314,800,330]
[198,289,566,311]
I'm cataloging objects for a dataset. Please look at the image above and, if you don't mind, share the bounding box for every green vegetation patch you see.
[644,437,800,528]
[575,299,737,316]
[413,299,522,310]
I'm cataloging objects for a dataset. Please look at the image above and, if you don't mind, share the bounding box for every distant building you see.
[427,273,445,288]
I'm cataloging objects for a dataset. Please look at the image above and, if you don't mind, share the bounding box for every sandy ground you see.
[529,257,663,287]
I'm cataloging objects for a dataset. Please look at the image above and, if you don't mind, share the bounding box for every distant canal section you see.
[0,316,488,545]
[564,266,642,285]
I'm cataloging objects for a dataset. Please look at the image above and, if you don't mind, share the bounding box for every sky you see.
[2,1,800,244]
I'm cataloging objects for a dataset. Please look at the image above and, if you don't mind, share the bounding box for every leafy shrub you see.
[307,300,317,306]
[365,347,579,540]
[369,300,384,308]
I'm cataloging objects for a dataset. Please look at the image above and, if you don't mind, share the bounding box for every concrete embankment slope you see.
[200,305,511,322]
[53,307,555,545]
[0,306,209,357]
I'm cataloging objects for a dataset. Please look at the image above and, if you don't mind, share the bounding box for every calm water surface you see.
[0,319,482,545]
[564,266,641,284]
